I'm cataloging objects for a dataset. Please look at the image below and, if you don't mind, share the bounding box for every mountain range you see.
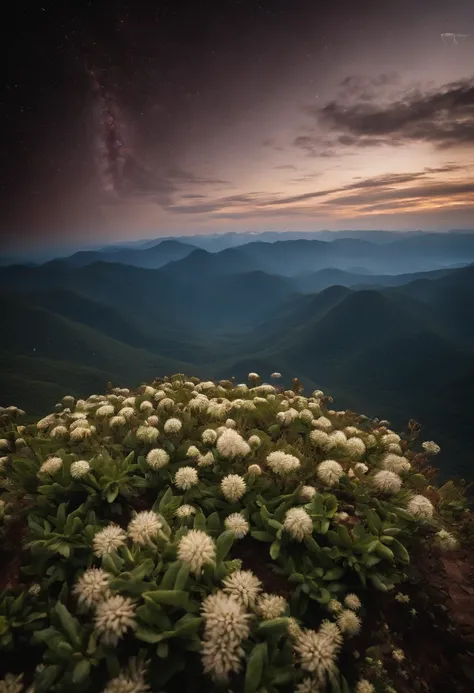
[1,231,473,481]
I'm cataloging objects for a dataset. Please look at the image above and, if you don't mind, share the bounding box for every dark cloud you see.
[166,168,230,186]
[274,164,297,170]
[165,165,474,217]
[307,77,474,149]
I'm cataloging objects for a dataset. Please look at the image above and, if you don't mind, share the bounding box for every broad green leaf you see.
[270,539,281,560]
[143,590,189,609]
[244,642,267,693]
[174,562,190,591]
[54,602,81,649]
[72,660,91,685]
[256,617,290,638]
[216,530,235,562]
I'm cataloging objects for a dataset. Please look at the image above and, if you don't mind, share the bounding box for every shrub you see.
[0,375,470,692]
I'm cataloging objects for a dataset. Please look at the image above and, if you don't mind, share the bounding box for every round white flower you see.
[202,429,217,445]
[95,594,137,645]
[271,372,282,379]
[407,494,434,520]
[356,679,375,693]
[284,507,313,541]
[336,609,361,636]
[372,470,402,494]
[96,404,115,418]
[221,474,247,503]
[147,415,159,427]
[257,593,287,619]
[187,445,200,458]
[293,629,338,681]
[392,648,405,662]
[146,448,170,470]
[136,425,159,443]
[247,463,262,476]
[174,466,199,490]
[317,460,344,487]
[73,567,111,609]
[434,528,458,551]
[266,451,300,475]
[222,570,262,607]
[382,453,411,474]
[354,462,369,475]
[201,591,251,683]
[319,620,343,648]
[300,485,317,501]
[345,437,366,459]
[39,456,63,475]
[312,416,332,432]
[328,599,343,614]
[70,459,91,479]
[310,429,332,449]
[224,513,249,538]
[93,524,127,557]
[422,440,440,455]
[197,451,215,467]
[216,428,251,458]
[175,504,196,519]
[381,433,401,446]
[119,406,135,420]
[127,511,163,546]
[344,593,361,611]
[110,415,127,429]
[164,417,182,434]
[177,529,216,575]
[51,425,69,439]
[248,434,261,448]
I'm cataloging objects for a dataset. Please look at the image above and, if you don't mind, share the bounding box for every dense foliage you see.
[0,373,471,693]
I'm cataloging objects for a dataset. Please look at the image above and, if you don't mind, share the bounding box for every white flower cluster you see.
[201,591,251,682]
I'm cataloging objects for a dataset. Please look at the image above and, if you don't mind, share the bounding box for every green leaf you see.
[106,485,119,503]
[207,512,221,532]
[250,530,274,542]
[256,617,290,638]
[157,642,169,658]
[143,590,190,609]
[33,665,61,693]
[336,524,353,548]
[323,568,345,581]
[173,615,203,637]
[391,538,410,563]
[270,539,281,560]
[369,574,389,592]
[174,562,190,591]
[374,541,395,563]
[244,642,267,693]
[54,602,81,649]
[158,488,173,514]
[216,530,235,562]
[160,561,182,589]
[72,660,91,685]
[135,625,171,644]
[319,519,330,534]
[365,509,382,535]
[193,508,207,531]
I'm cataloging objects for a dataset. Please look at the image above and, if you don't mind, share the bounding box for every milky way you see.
[89,67,129,198]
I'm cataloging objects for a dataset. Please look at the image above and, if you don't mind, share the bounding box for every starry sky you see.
[2,0,474,251]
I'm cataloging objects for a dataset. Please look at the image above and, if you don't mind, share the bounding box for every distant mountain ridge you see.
[1,233,474,480]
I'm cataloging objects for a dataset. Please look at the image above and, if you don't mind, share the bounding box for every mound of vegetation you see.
[0,374,473,693]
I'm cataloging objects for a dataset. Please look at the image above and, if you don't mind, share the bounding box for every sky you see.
[2,0,474,251]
